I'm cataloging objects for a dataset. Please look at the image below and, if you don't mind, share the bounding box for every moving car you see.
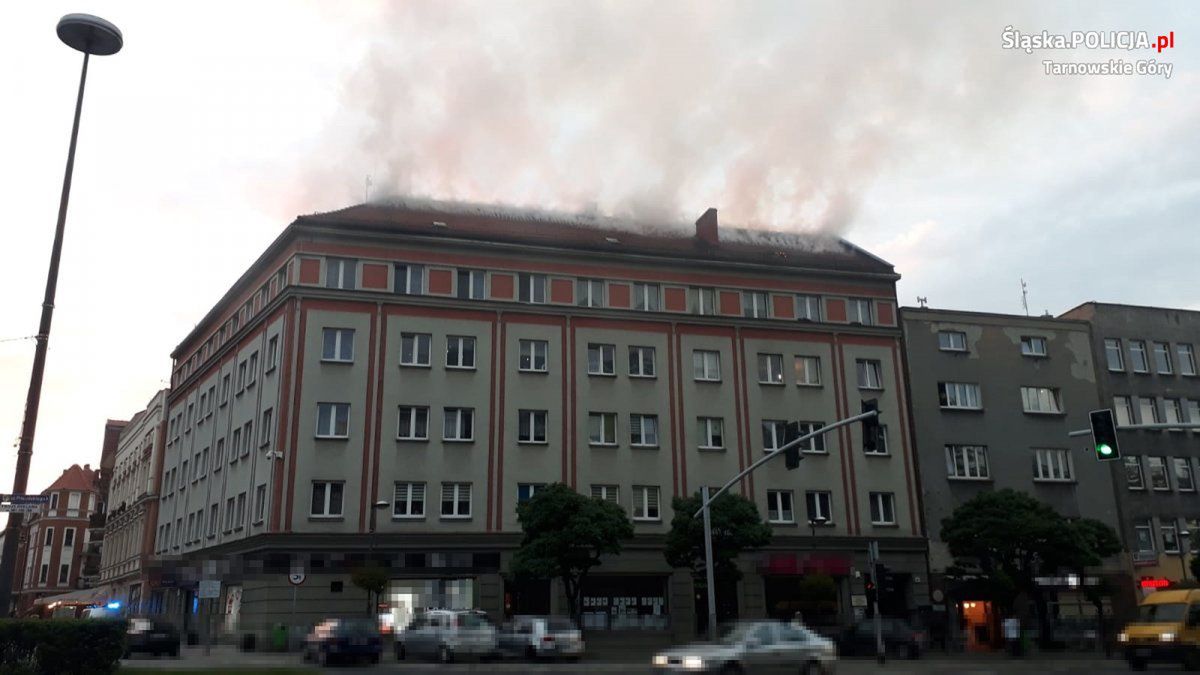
[652,620,836,673]
[395,609,498,663]
[1118,588,1200,670]
[124,618,180,658]
[302,617,383,666]
[837,617,924,659]
[497,615,585,661]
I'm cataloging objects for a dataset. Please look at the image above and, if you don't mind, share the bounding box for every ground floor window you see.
[580,575,668,631]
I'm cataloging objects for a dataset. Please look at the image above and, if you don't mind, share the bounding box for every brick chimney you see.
[695,208,718,245]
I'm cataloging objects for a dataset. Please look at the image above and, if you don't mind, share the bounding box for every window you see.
[316,402,350,438]
[743,291,769,318]
[49,493,58,512]
[400,333,431,366]
[1104,338,1125,371]
[1175,458,1195,492]
[1114,396,1134,426]
[767,490,795,524]
[445,336,476,369]
[847,298,874,325]
[265,336,279,372]
[235,492,246,528]
[456,269,486,299]
[199,447,209,475]
[630,414,659,447]
[865,425,889,455]
[805,491,832,523]
[762,420,787,452]
[236,362,247,392]
[519,339,549,372]
[1162,521,1181,554]
[209,504,219,536]
[518,273,547,304]
[693,350,721,381]
[1150,341,1173,374]
[1166,399,1184,426]
[260,409,273,447]
[394,263,424,295]
[440,483,471,518]
[247,352,258,386]
[221,374,231,404]
[215,438,225,468]
[1134,519,1155,553]
[587,343,616,376]
[698,417,724,450]
[393,482,426,518]
[869,492,895,525]
[591,484,619,505]
[1124,456,1145,490]
[44,527,54,547]
[1179,344,1197,376]
[632,485,660,521]
[946,445,990,479]
[1033,448,1073,482]
[1021,387,1062,414]
[796,422,826,453]
[577,279,605,307]
[325,258,356,289]
[1140,397,1162,424]
[628,346,656,377]
[254,484,266,523]
[938,331,967,352]
[1189,400,1200,425]
[692,287,716,315]
[241,422,253,457]
[856,359,883,389]
[938,382,982,409]
[758,353,784,384]
[310,481,344,517]
[443,408,474,441]
[1130,340,1150,373]
[397,406,429,440]
[1020,336,1047,357]
[588,413,617,446]
[518,410,548,444]
[793,356,821,386]
[633,283,660,311]
[58,563,70,585]
[63,528,75,547]
[180,460,189,487]
[1148,457,1171,490]
[321,328,354,362]
[38,563,48,585]
[795,295,821,321]
[517,483,544,503]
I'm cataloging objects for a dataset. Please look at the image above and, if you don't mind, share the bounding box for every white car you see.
[497,615,585,661]
[652,620,836,674]
[395,609,498,663]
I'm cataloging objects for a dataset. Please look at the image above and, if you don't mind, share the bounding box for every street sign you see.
[288,572,306,586]
[198,580,221,599]
[0,494,51,505]
[851,594,868,607]
[0,504,42,513]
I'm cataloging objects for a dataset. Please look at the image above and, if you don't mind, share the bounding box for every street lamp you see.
[808,516,827,550]
[367,500,390,616]
[0,13,122,617]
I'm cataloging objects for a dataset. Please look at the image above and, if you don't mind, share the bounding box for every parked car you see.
[395,609,498,663]
[837,617,924,659]
[497,615,585,661]
[652,620,837,673]
[123,617,180,658]
[302,617,383,666]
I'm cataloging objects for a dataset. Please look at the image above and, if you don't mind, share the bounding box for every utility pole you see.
[701,486,717,640]
[868,541,885,664]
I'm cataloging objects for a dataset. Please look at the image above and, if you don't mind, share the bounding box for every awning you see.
[33,585,114,607]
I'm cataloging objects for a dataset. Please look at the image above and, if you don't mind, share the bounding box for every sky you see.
[1,1,1197,508]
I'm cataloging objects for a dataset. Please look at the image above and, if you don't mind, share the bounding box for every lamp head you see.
[57,14,123,55]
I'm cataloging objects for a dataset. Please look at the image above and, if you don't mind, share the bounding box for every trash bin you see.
[241,632,256,651]
[272,623,288,651]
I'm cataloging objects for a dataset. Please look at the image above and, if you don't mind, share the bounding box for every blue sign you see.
[0,494,52,505]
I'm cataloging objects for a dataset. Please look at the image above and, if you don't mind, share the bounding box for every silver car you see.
[651,620,837,674]
[395,609,498,663]
[497,615,586,661]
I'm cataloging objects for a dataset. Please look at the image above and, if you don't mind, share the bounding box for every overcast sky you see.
[1,1,1196,509]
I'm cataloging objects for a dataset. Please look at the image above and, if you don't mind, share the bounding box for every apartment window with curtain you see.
[697,417,725,450]
[693,350,721,381]
[518,410,548,444]
[519,339,549,372]
[326,258,357,289]
[628,346,656,377]
[456,269,486,299]
[443,408,474,441]
[869,492,895,525]
[518,273,547,304]
[1020,336,1047,357]
[316,403,350,438]
[946,445,989,479]
[1104,338,1125,371]
[588,413,617,446]
[1153,342,1173,374]
[692,287,717,315]
[321,328,355,363]
[767,490,795,524]
[743,291,769,318]
[577,279,605,307]
[856,360,883,389]
[1129,340,1150,372]
[1124,456,1144,490]
[1033,448,1073,482]
[1021,387,1062,414]
[587,344,616,376]
[794,356,821,386]
[758,353,784,384]
[440,483,472,518]
[632,485,661,521]
[400,333,432,366]
[938,331,967,352]
[1147,457,1171,490]
[393,482,426,518]
[1134,519,1155,553]
[445,336,476,369]
[847,298,874,325]
[394,263,424,295]
[310,481,344,517]
[591,484,619,505]
[397,406,429,440]
[796,295,821,321]
[1173,458,1195,492]
[1114,396,1134,426]
[1139,397,1162,424]
[1179,344,1197,376]
[630,414,659,447]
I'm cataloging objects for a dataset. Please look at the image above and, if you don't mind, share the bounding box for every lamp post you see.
[367,500,389,616]
[808,516,827,550]
[0,13,122,617]
[1180,529,1191,584]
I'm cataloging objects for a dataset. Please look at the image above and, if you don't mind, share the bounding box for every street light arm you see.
[693,410,878,518]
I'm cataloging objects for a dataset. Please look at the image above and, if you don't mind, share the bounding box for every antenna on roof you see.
[917,296,928,308]
[1020,279,1030,316]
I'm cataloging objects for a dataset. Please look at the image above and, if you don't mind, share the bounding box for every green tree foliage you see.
[351,564,390,615]
[664,491,772,583]
[510,483,634,625]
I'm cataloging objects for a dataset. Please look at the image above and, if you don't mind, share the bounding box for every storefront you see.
[761,552,851,627]
[580,575,670,631]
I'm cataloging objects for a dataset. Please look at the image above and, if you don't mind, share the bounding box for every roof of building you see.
[1060,300,1200,319]
[43,464,98,494]
[901,305,1090,328]
[300,201,897,276]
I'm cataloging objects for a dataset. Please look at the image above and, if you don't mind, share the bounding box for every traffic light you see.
[1089,408,1122,461]
[783,422,802,470]
[861,399,881,452]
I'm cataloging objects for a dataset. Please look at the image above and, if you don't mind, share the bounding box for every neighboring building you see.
[99,390,168,615]
[152,201,927,641]
[1061,302,1200,584]
[902,308,1124,646]
[12,464,104,615]
[79,420,127,590]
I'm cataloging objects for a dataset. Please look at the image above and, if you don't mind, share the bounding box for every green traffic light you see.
[1098,443,1114,456]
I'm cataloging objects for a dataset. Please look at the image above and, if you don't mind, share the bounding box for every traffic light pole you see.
[692,409,879,639]
[1068,423,1200,437]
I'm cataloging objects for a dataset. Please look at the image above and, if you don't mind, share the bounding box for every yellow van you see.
[1118,588,1200,670]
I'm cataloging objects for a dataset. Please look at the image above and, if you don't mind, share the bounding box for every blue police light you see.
[106,601,121,610]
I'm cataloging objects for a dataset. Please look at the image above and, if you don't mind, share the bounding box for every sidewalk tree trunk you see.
[351,564,389,616]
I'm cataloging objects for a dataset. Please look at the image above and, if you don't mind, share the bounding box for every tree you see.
[510,483,633,626]
[664,491,772,583]
[351,564,389,616]
[940,490,1122,645]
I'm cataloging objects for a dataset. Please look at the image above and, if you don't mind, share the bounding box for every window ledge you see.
[252,519,264,526]
[588,372,618,378]
[801,450,829,456]
[758,381,786,387]
[396,437,429,442]
[863,452,891,458]
[442,438,475,444]
[517,440,549,446]
[698,446,725,452]
[392,515,426,521]
[695,378,722,384]
[518,369,549,375]
[265,366,277,375]
[1021,354,1048,359]
[629,374,657,380]
[1023,411,1066,417]
[1033,479,1077,485]
[314,435,350,440]
[633,518,662,523]
[948,476,993,482]
[859,386,885,392]
[631,444,660,450]
[320,358,354,365]
[796,383,823,388]
[440,515,472,521]
[308,516,345,522]
[399,363,433,369]
[938,348,968,354]
[445,366,478,372]
[940,406,984,413]
[768,520,798,527]
[870,522,899,528]
[590,443,618,448]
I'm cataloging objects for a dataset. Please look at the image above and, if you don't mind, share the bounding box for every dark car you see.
[303,617,383,666]
[124,617,180,658]
[838,617,925,659]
